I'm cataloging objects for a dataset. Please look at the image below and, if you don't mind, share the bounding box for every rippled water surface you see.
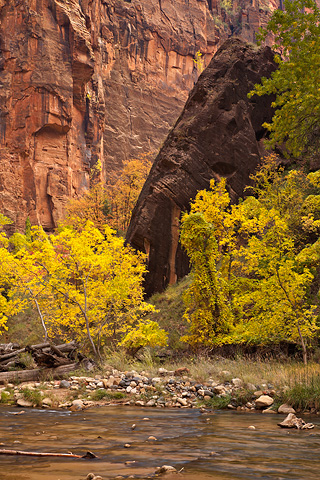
[0,405,319,480]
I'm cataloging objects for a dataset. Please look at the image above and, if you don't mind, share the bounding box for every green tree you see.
[249,0,320,158]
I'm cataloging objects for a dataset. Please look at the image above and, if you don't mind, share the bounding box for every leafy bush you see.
[22,387,43,407]
[0,389,14,404]
[90,389,126,401]
[203,394,231,409]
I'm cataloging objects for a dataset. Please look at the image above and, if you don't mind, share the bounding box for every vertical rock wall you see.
[0,0,104,230]
[0,0,280,229]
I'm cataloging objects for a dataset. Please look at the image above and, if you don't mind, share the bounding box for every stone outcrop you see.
[0,0,103,231]
[126,38,277,296]
[0,0,280,230]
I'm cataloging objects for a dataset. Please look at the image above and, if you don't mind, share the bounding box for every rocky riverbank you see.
[0,365,303,415]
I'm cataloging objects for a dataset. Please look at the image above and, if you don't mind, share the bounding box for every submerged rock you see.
[278,413,314,430]
[155,465,177,474]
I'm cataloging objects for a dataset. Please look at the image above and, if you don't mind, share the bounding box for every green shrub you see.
[90,389,126,401]
[233,388,253,405]
[22,387,43,407]
[280,370,320,411]
[0,389,14,404]
[203,394,231,409]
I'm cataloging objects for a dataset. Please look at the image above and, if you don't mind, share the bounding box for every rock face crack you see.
[126,38,278,296]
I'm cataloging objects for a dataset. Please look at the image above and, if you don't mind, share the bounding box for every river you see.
[0,405,319,480]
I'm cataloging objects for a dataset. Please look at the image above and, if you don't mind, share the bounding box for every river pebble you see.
[9,365,294,414]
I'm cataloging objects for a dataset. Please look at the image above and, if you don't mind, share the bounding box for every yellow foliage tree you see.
[180,157,320,362]
[64,153,152,236]
[106,153,152,234]
[0,215,28,332]
[0,216,164,358]
[180,179,237,346]
[20,222,156,358]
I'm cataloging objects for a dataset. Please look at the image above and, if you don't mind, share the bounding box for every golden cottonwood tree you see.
[64,154,152,236]
[106,153,152,234]
[24,222,155,358]
[180,157,320,362]
[180,178,238,346]
[64,182,110,234]
[0,216,26,331]
[0,218,164,358]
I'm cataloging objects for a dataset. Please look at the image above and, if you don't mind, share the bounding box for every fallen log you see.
[0,363,78,384]
[0,341,78,364]
[0,449,97,458]
[0,348,25,363]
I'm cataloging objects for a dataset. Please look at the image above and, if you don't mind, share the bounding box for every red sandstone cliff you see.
[0,0,279,229]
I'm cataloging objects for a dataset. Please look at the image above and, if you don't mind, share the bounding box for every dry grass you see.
[101,352,320,394]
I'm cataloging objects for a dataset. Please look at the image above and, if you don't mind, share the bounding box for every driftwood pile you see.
[0,341,87,384]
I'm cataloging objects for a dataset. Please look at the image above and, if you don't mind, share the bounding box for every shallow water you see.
[0,405,319,480]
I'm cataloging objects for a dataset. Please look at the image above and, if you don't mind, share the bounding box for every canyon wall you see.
[126,38,277,296]
[0,0,279,229]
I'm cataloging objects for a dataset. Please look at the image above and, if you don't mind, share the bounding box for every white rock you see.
[278,404,296,414]
[177,397,188,406]
[72,399,84,410]
[16,398,33,408]
[255,395,274,409]
[213,385,226,395]
[246,383,256,391]
[155,465,177,474]
[158,368,168,375]
[232,378,242,387]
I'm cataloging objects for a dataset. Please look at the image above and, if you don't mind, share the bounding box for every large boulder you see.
[126,38,277,296]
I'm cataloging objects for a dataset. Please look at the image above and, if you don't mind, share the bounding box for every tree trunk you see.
[297,323,308,365]
[0,449,96,458]
[0,363,78,384]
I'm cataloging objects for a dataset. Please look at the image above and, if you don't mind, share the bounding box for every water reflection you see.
[0,406,319,479]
